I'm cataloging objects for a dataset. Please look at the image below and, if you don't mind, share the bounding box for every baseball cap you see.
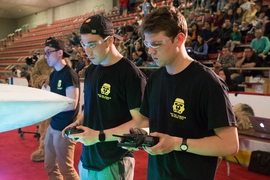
[80,14,123,41]
[45,37,70,57]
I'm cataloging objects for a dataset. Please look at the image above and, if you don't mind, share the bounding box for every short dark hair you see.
[233,24,239,28]
[244,47,253,51]
[140,7,188,41]
[222,45,231,51]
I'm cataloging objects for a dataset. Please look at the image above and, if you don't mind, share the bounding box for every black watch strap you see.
[180,138,188,152]
[99,130,106,142]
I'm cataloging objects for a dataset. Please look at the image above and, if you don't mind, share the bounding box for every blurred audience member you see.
[189,34,209,61]
[210,0,218,13]
[132,52,144,66]
[213,9,225,32]
[69,32,80,46]
[265,4,270,19]
[128,0,136,13]
[234,7,244,26]
[78,55,91,78]
[149,0,157,12]
[117,40,128,57]
[75,54,85,74]
[134,41,148,62]
[263,15,270,39]
[139,0,151,17]
[185,36,193,48]
[68,47,79,69]
[241,3,257,35]
[223,0,233,12]
[201,21,214,44]
[225,9,235,24]
[189,23,201,44]
[218,68,238,91]
[255,2,264,19]
[250,29,270,60]
[217,0,228,11]
[119,0,128,16]
[226,24,242,52]
[126,31,140,59]
[231,0,240,14]
[203,9,214,28]
[213,46,238,71]
[216,19,232,51]
[135,14,143,26]
[234,47,263,84]
[240,0,251,12]
[186,11,197,28]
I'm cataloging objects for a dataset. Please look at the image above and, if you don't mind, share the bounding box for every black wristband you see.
[99,130,106,142]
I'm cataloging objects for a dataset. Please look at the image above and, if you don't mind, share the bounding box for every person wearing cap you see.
[43,37,80,180]
[62,14,147,179]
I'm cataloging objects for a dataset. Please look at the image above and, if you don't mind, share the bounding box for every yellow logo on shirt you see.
[57,80,62,90]
[98,83,112,100]
[170,98,186,120]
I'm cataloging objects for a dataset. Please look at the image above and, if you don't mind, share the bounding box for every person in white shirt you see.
[240,0,251,12]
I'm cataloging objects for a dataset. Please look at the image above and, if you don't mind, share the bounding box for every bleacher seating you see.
[0,6,143,81]
[0,0,268,82]
[0,11,96,80]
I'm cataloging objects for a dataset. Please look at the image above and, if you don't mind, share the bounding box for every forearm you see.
[235,58,245,67]
[214,61,222,67]
[241,63,255,68]
[104,109,149,142]
[199,44,208,55]
[263,43,270,54]
[206,37,213,43]
[173,127,239,156]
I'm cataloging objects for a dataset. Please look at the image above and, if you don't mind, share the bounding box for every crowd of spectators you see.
[181,0,270,87]
[8,0,270,91]
[78,0,270,86]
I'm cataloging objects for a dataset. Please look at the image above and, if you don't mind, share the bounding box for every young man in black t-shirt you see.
[62,15,147,180]
[137,7,239,179]
[43,37,80,180]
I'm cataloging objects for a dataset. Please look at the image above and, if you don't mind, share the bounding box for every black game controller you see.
[65,127,84,140]
[113,134,159,148]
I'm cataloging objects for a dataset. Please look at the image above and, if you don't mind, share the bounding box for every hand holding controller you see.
[64,127,84,140]
[113,134,159,148]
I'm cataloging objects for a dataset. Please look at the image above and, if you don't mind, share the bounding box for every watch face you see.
[181,145,188,151]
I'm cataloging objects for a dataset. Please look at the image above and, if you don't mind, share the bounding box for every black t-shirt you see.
[81,57,146,171]
[140,61,236,179]
[242,54,262,77]
[49,65,80,131]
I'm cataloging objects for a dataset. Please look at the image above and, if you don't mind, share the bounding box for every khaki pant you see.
[78,157,135,180]
[44,125,79,180]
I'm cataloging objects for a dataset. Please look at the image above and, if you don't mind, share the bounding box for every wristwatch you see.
[99,130,106,142]
[180,138,188,152]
